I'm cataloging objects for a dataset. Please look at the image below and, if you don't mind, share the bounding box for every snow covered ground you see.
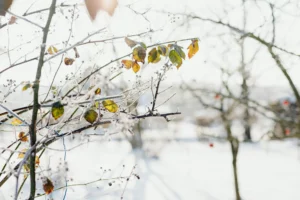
[1,122,300,200]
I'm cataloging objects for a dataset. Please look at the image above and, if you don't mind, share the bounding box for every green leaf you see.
[51,101,64,120]
[174,45,186,60]
[148,48,161,63]
[139,42,147,49]
[169,50,183,69]
[102,100,119,113]
[84,109,98,124]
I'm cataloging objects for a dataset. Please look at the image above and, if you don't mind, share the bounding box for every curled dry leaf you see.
[64,57,75,65]
[85,0,118,20]
[43,177,54,195]
[35,156,40,166]
[47,46,58,55]
[133,46,146,63]
[102,100,118,113]
[11,118,22,126]
[84,109,98,124]
[18,132,28,142]
[51,101,64,120]
[187,39,199,59]
[74,47,80,58]
[95,88,101,95]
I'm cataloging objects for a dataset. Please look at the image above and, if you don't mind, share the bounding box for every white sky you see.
[0,0,299,91]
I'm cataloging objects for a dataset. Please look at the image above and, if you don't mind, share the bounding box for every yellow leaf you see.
[121,60,134,69]
[43,177,54,195]
[18,132,28,142]
[64,57,75,65]
[84,109,98,124]
[132,61,140,73]
[11,118,22,126]
[47,46,58,55]
[133,46,146,63]
[51,102,64,120]
[188,39,199,59]
[102,100,118,113]
[23,163,30,178]
[148,48,161,63]
[95,88,101,95]
[22,83,32,91]
[169,50,183,69]
[18,149,27,159]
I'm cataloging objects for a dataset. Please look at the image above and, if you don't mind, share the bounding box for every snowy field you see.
[0,122,299,200]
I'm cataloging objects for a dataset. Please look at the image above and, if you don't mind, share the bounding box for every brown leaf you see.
[18,132,28,142]
[43,177,54,195]
[125,37,137,48]
[64,57,75,65]
[8,16,17,25]
[85,0,118,20]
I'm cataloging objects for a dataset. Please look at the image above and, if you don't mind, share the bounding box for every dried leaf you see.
[23,163,30,178]
[18,132,28,142]
[8,16,17,25]
[35,156,40,166]
[102,100,118,113]
[169,50,182,69]
[11,118,22,126]
[51,102,64,120]
[133,46,146,63]
[132,61,140,73]
[64,57,75,65]
[84,109,98,124]
[18,149,27,159]
[121,60,134,69]
[74,47,80,58]
[85,0,118,20]
[125,37,138,48]
[47,46,58,55]
[43,177,54,195]
[187,39,199,59]
[148,48,161,63]
[22,83,32,91]
[95,88,101,95]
